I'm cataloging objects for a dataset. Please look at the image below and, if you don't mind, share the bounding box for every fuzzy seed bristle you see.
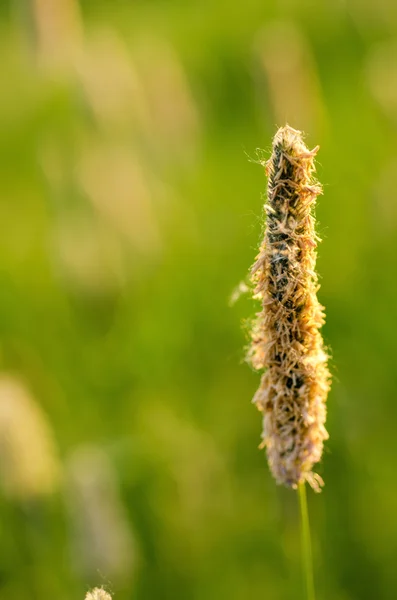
[248,124,331,491]
[85,588,112,600]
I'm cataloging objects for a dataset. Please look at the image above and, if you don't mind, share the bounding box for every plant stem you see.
[298,482,315,600]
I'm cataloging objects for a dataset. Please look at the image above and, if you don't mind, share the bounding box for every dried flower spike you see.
[248,125,331,491]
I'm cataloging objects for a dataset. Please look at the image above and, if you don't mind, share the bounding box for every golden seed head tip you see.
[274,124,304,146]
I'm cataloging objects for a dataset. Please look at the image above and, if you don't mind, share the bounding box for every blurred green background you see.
[0,0,397,598]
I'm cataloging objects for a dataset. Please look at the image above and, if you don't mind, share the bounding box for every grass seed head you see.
[248,124,331,491]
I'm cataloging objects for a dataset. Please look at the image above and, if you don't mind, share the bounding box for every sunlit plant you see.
[247,124,331,600]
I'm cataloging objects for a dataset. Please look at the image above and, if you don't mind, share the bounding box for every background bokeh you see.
[1,1,397,598]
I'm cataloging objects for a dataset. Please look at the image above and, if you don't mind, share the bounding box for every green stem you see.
[298,482,315,600]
